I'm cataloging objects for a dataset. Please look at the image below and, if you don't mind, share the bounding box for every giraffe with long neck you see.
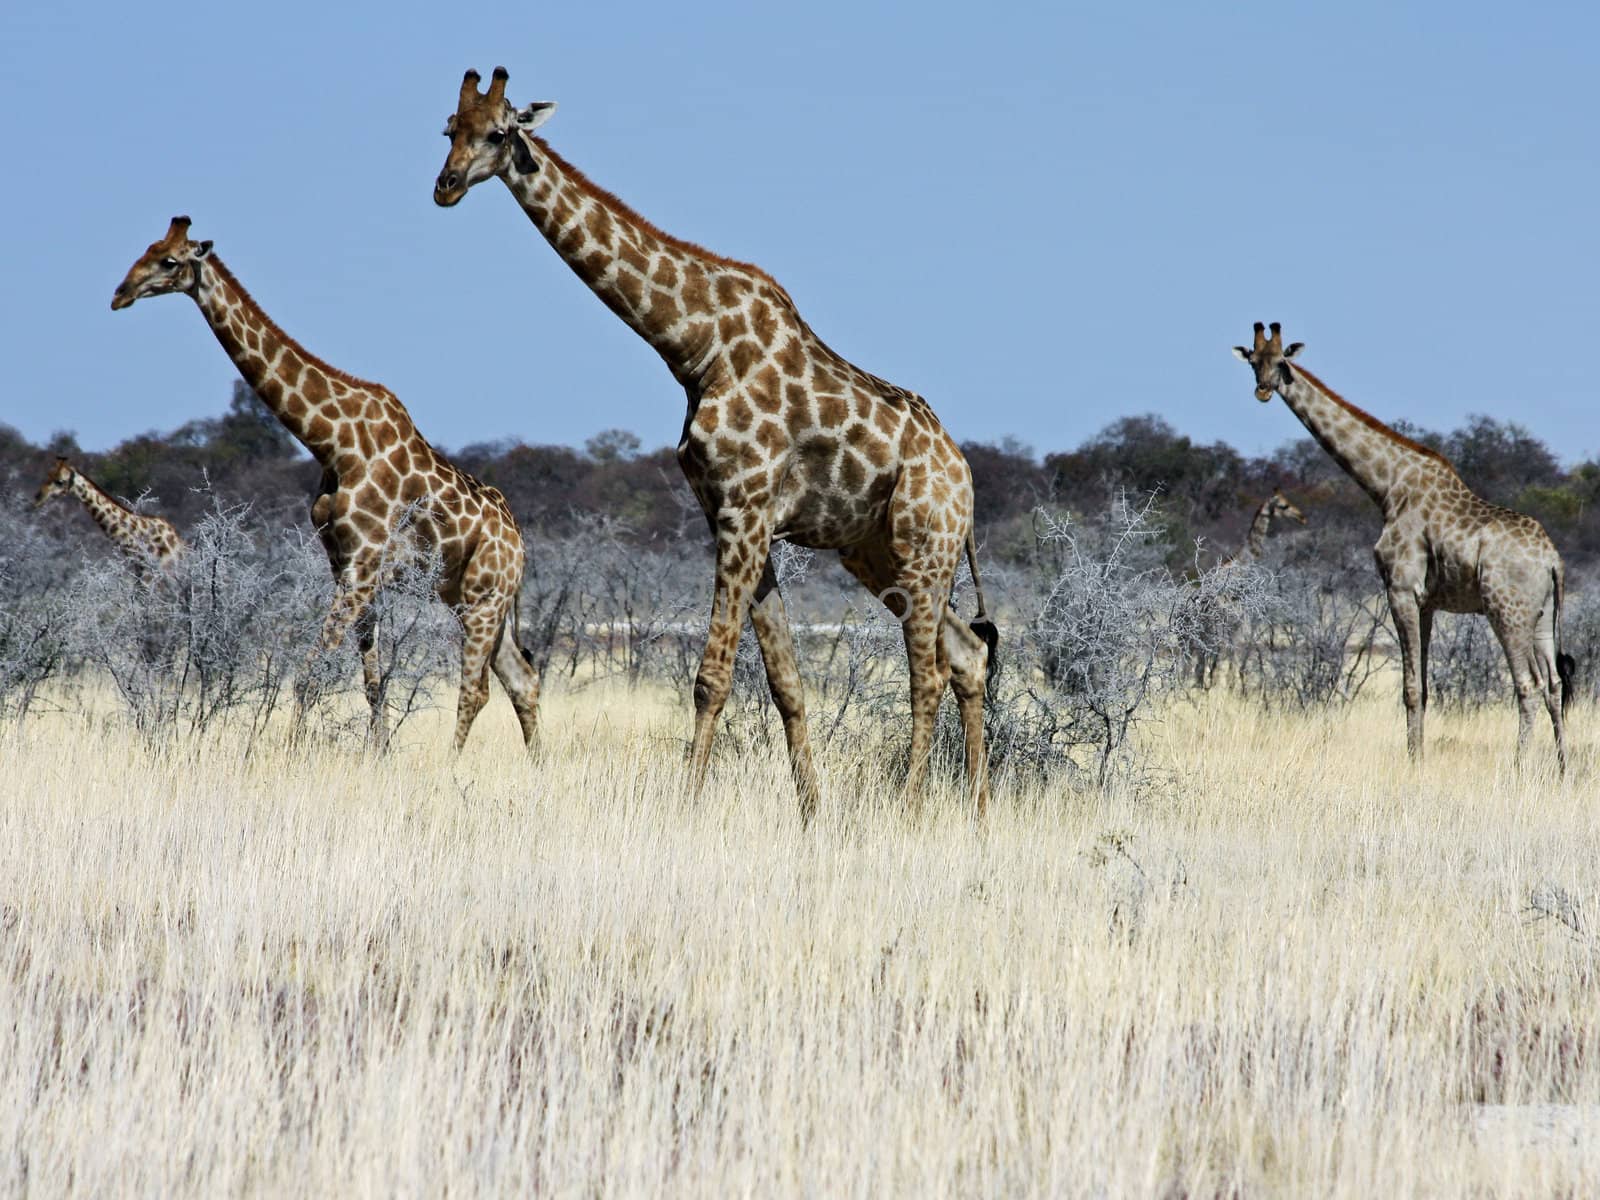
[34,457,184,571]
[432,67,997,817]
[1234,322,1572,767]
[1194,489,1308,688]
[110,217,541,751]
[1228,489,1306,565]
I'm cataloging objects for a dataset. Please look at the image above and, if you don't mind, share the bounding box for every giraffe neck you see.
[191,255,389,465]
[1242,502,1276,559]
[1278,365,1440,507]
[500,136,769,384]
[68,471,143,547]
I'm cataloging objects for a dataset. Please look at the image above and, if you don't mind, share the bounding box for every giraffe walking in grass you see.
[432,67,997,818]
[111,218,541,751]
[1234,322,1572,769]
[34,457,184,572]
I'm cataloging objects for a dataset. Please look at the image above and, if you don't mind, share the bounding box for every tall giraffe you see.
[1194,489,1309,688]
[34,457,184,571]
[1234,322,1572,767]
[111,217,541,751]
[432,67,997,817]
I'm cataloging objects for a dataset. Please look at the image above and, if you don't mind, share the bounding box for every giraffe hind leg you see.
[453,598,505,752]
[490,608,541,749]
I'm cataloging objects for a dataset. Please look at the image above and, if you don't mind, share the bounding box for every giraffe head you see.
[33,457,74,508]
[1232,322,1304,402]
[433,67,557,207]
[1267,489,1308,526]
[110,217,213,310]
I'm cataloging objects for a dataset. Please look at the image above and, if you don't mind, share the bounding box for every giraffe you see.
[1193,489,1309,688]
[432,67,997,818]
[33,457,184,572]
[1229,489,1307,566]
[110,217,541,751]
[1233,322,1572,768]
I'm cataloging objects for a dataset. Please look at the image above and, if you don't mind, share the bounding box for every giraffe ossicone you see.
[111,217,543,752]
[434,66,998,818]
[1234,321,1572,769]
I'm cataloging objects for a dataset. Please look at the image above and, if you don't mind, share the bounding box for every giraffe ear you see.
[1283,342,1304,358]
[514,101,558,131]
[193,240,213,259]
[1231,346,1251,361]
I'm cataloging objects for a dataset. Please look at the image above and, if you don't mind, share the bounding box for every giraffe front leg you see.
[748,556,821,823]
[1387,588,1427,761]
[295,576,380,741]
[688,526,768,799]
[355,606,389,752]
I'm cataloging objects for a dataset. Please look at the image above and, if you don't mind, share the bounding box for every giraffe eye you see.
[161,257,178,269]
[486,130,505,145]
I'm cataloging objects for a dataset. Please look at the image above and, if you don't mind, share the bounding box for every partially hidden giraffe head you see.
[1232,322,1304,402]
[434,67,557,207]
[33,457,74,508]
[110,217,213,310]
[1268,489,1308,525]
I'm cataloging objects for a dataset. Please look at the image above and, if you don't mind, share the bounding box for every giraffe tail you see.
[965,529,1000,687]
[1554,565,1575,715]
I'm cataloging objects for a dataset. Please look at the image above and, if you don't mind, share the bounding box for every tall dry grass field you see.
[2,684,1597,1196]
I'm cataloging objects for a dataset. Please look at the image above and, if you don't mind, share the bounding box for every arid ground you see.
[2,685,1597,1196]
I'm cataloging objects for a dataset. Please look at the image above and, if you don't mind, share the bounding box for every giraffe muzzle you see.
[434,171,465,207]
[110,285,134,311]
[1255,387,1274,402]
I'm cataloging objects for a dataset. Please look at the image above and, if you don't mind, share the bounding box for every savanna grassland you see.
[3,683,1597,1197]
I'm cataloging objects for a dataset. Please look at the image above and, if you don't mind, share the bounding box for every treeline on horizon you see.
[9,381,1600,570]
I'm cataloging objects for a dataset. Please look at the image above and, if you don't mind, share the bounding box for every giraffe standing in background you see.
[432,67,997,818]
[34,457,184,572]
[1227,489,1307,566]
[111,217,541,751]
[1193,489,1309,688]
[1234,322,1572,768]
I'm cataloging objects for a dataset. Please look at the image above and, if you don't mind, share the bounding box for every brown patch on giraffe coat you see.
[726,396,754,433]
[680,264,711,312]
[653,258,679,288]
[728,340,762,379]
[617,240,650,275]
[615,272,645,311]
[648,291,682,329]
[775,338,806,378]
[587,204,615,247]
[749,366,782,414]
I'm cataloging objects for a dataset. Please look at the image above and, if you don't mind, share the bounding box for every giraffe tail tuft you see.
[1558,651,1576,715]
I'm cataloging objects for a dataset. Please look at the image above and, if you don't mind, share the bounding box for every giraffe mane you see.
[531,137,795,305]
[206,256,390,396]
[1288,365,1455,471]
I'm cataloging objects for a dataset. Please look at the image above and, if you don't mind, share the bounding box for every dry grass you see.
[2,684,1598,1196]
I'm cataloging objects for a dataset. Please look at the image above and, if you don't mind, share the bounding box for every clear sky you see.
[2,1,1597,461]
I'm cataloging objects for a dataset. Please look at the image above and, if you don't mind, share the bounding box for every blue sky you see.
[2,1,1597,461]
